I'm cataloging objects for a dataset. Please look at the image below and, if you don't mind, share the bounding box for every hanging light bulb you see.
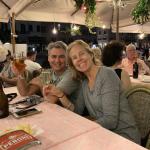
[138,32,145,39]
[52,27,58,34]
[102,25,106,29]
[81,3,87,13]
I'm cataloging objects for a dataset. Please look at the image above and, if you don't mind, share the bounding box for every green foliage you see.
[132,0,150,24]
[74,0,96,13]
[74,0,83,10]
[74,0,96,33]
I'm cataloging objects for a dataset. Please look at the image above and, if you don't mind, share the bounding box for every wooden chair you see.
[125,86,150,149]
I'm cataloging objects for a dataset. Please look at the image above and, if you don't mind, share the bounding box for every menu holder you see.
[0,130,41,150]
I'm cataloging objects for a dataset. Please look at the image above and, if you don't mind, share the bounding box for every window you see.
[37,25,40,32]
[20,24,26,34]
[28,25,33,32]
[41,26,46,33]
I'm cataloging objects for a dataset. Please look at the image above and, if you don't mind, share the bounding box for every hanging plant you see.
[132,0,150,24]
[74,0,97,33]
[85,11,97,34]
[74,0,96,13]
[70,24,81,36]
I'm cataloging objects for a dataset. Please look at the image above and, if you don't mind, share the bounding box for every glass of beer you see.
[13,52,26,71]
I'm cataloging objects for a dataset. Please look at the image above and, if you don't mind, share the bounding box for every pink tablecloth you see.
[2,87,147,150]
[2,87,100,150]
[51,127,146,150]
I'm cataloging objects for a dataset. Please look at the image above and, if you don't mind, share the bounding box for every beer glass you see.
[13,52,26,70]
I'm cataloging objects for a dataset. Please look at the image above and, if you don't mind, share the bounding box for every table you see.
[2,87,100,150]
[2,87,147,150]
[130,75,150,89]
[51,128,146,150]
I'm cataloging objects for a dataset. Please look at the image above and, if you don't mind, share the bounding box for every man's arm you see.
[17,75,41,96]
[0,75,17,86]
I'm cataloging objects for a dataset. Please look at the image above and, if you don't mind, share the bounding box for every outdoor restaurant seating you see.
[126,86,150,149]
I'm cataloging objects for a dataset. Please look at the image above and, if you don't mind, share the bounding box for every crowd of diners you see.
[1,40,150,145]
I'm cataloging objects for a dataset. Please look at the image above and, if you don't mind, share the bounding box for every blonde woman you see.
[92,47,102,65]
[43,40,140,144]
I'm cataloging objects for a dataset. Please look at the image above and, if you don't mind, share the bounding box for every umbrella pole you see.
[116,5,119,41]
[10,12,16,55]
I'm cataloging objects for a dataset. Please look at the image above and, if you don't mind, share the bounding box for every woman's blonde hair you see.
[67,40,100,80]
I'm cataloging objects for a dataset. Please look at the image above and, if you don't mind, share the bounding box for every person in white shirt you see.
[121,43,150,76]
[24,50,42,75]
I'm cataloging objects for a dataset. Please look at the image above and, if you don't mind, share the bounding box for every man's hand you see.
[11,63,26,76]
[43,84,63,103]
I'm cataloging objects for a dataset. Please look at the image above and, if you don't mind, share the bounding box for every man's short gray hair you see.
[126,43,136,51]
[47,41,67,52]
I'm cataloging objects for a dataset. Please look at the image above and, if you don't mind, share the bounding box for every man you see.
[121,43,150,76]
[24,50,42,76]
[13,41,79,104]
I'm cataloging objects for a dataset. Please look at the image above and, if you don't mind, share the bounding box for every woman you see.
[101,41,131,91]
[43,40,140,144]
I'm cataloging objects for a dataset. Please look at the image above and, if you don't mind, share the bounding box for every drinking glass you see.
[40,69,51,85]
[13,52,26,71]
[139,68,145,81]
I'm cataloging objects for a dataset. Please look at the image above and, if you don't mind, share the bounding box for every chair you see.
[125,86,150,149]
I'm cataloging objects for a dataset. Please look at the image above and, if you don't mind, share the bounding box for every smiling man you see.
[14,41,79,104]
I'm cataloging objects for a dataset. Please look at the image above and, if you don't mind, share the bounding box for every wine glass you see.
[139,68,145,81]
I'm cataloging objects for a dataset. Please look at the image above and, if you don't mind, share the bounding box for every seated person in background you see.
[12,41,79,104]
[101,41,131,91]
[43,40,141,144]
[25,49,42,77]
[121,43,150,76]
[0,45,17,87]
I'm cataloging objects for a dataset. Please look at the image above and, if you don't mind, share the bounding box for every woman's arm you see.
[121,69,131,91]
[43,84,74,111]
[96,69,121,130]
[43,84,86,114]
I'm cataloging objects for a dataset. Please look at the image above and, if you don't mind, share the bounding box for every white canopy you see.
[0,0,149,33]
[112,22,150,34]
